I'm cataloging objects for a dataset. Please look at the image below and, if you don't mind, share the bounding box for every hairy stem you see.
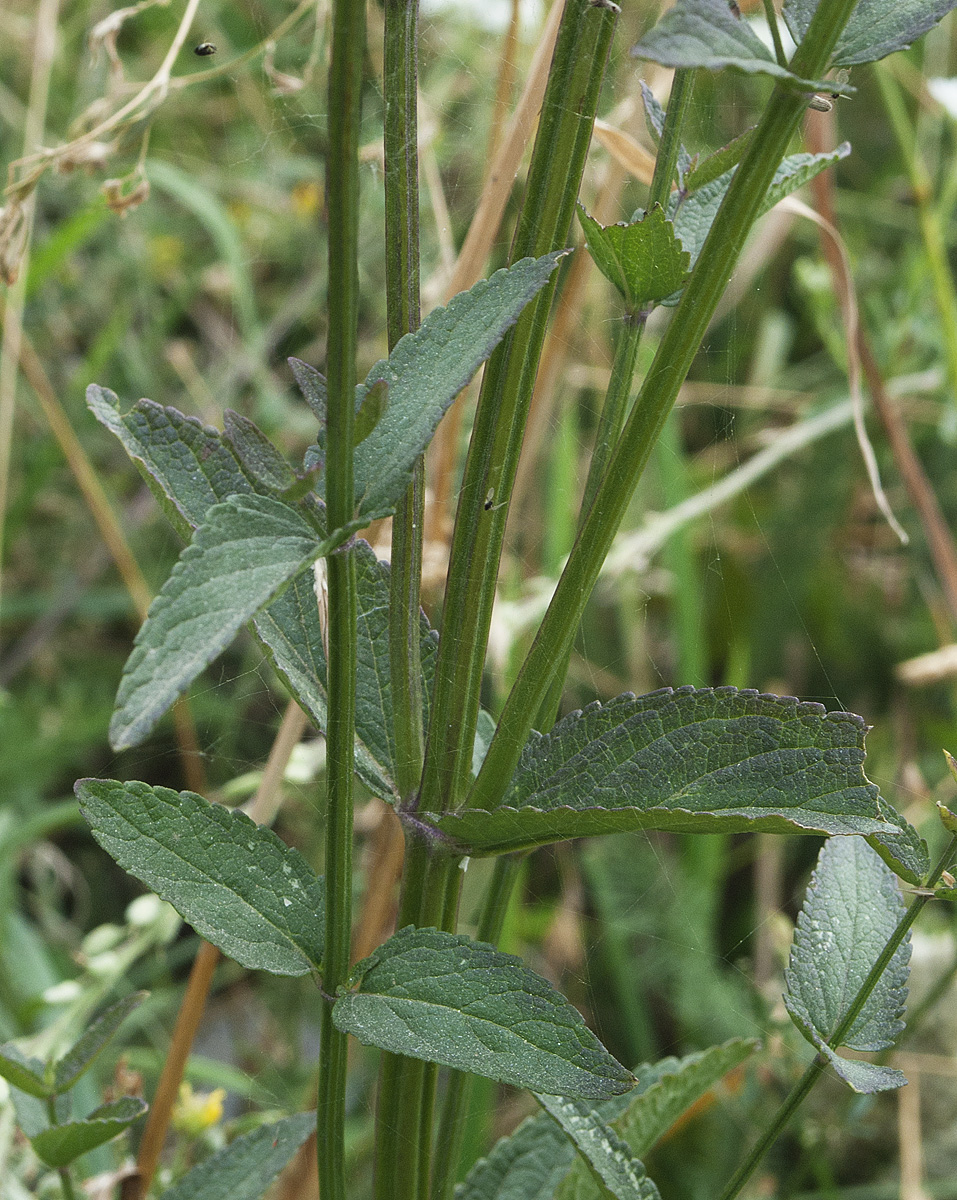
[318,3,365,1198]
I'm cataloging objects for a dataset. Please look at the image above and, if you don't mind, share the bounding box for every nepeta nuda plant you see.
[6,1,957,1198]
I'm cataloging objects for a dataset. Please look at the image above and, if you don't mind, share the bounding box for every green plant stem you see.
[57,1168,78,1200]
[761,0,788,68]
[375,838,457,1200]
[718,833,957,1200]
[418,0,619,819]
[385,0,425,803]
[648,67,695,209]
[319,3,365,1199]
[430,854,526,1200]
[874,63,957,417]
[466,0,861,815]
[581,313,644,517]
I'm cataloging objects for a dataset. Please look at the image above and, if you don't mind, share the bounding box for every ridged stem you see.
[318,2,365,1198]
[467,0,862,815]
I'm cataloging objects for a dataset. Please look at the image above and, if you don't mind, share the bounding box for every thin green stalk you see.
[647,68,695,209]
[874,63,957,417]
[319,4,365,1200]
[418,0,619,818]
[467,0,862,815]
[57,1168,78,1200]
[430,854,526,1200]
[539,62,693,732]
[374,838,458,1200]
[385,0,425,803]
[717,833,957,1200]
[580,313,644,517]
[761,0,788,68]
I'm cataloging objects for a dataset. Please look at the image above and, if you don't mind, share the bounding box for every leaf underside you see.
[77,778,325,976]
[632,0,849,91]
[333,926,634,1099]
[109,492,360,751]
[537,1094,660,1200]
[784,835,910,1093]
[158,1112,315,1200]
[783,0,957,66]
[88,386,438,801]
[457,1039,756,1200]
[433,687,897,856]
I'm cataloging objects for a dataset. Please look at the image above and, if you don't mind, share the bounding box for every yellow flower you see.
[171,1082,226,1136]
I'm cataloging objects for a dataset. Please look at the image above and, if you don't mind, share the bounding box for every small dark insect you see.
[194,42,217,56]
[484,488,495,511]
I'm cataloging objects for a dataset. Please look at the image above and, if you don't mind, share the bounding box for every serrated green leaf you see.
[614,1039,757,1157]
[87,385,257,541]
[667,146,851,280]
[351,253,564,518]
[631,0,850,92]
[455,1109,578,1200]
[158,1112,315,1200]
[76,779,325,976]
[31,1096,147,1167]
[685,128,755,193]
[433,688,894,856]
[110,493,360,751]
[53,991,148,1094]
[456,1043,753,1200]
[784,836,910,1093]
[783,0,957,67]
[224,410,297,492]
[89,386,437,798]
[577,205,690,311]
[0,1043,49,1099]
[537,1095,660,1200]
[867,798,928,886]
[333,927,635,1098]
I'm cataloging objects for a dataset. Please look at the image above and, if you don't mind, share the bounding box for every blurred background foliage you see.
[5,0,957,1195]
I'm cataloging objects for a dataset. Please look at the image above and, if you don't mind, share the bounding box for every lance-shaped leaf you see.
[457,1041,754,1200]
[333,926,634,1098]
[110,493,361,751]
[613,1038,757,1157]
[631,0,852,92]
[784,836,910,1093]
[53,991,147,1094]
[30,1097,147,1168]
[158,1111,315,1200]
[577,205,690,312]
[76,779,325,976]
[685,128,755,193]
[223,410,298,493]
[432,688,896,856]
[783,0,957,67]
[351,252,564,518]
[0,1043,48,1099]
[537,1095,660,1200]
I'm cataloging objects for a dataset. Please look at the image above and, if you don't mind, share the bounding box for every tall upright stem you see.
[419,0,619,819]
[318,3,365,1198]
[467,0,862,815]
